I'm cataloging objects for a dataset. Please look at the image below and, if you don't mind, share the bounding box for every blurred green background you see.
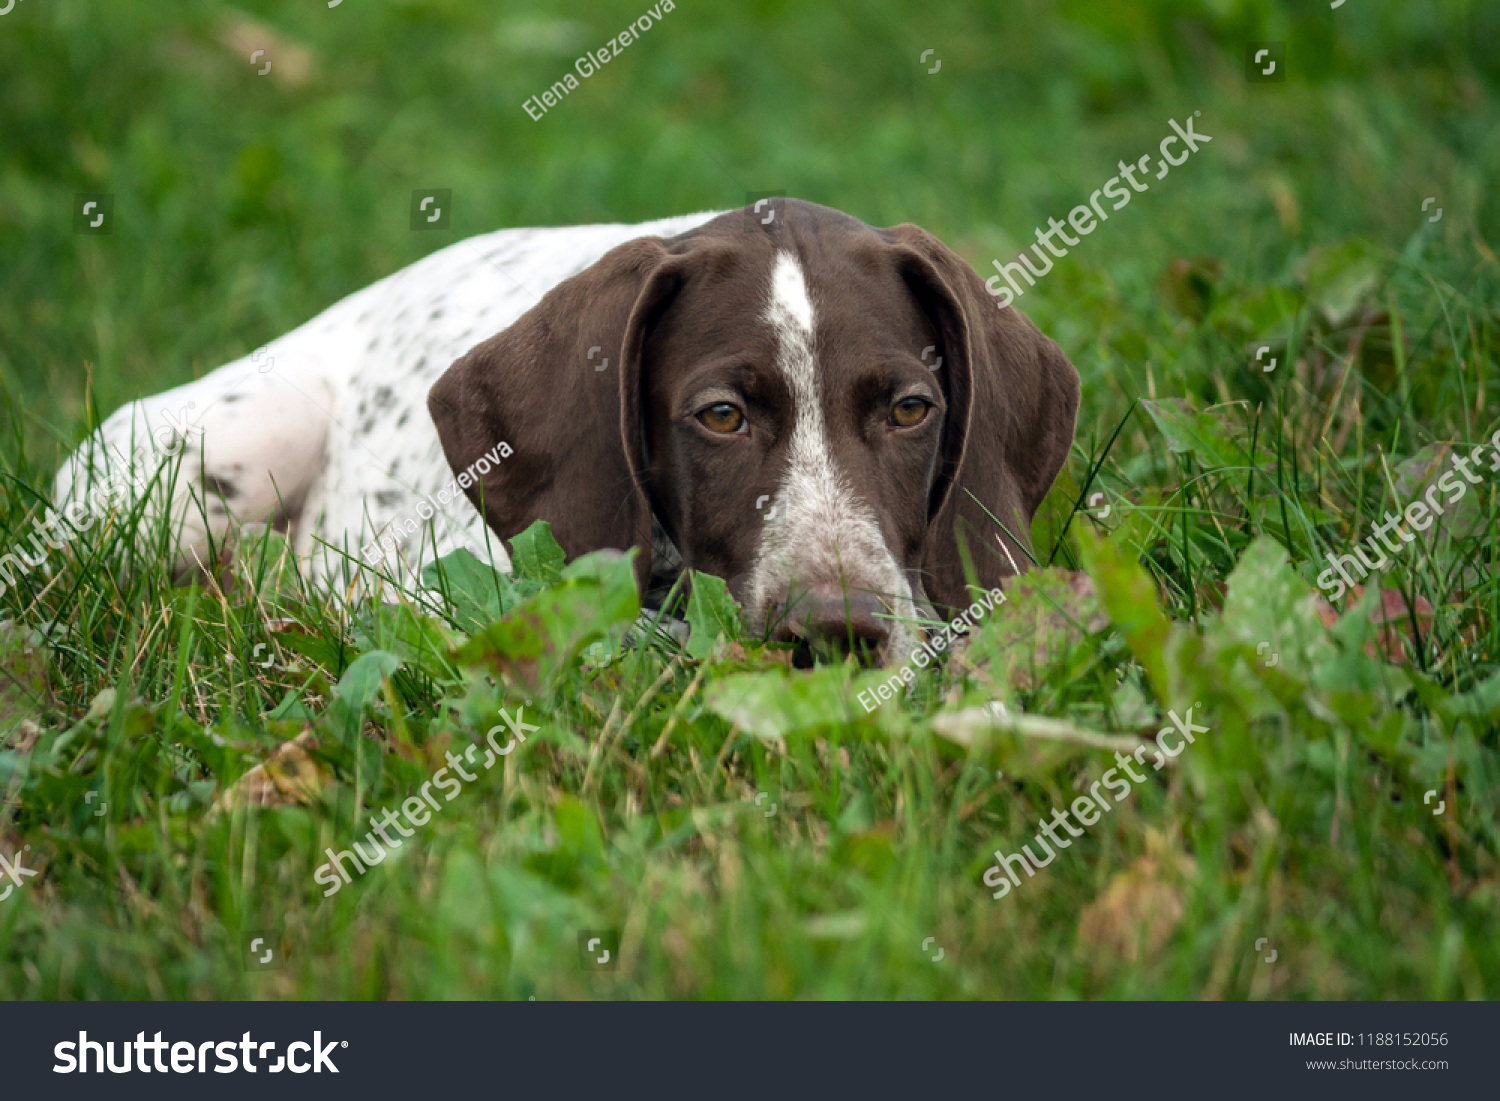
[1,0,1496,458]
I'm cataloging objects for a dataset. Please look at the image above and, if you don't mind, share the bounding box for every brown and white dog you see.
[55,200,1079,667]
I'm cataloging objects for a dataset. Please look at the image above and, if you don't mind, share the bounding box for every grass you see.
[1,0,1498,998]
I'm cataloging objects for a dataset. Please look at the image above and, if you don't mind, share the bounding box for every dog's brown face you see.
[429,200,1080,667]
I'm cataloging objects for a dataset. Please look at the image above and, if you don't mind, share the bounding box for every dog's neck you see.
[644,512,685,611]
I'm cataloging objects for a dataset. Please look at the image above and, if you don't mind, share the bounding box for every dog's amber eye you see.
[699,403,745,434]
[890,398,929,427]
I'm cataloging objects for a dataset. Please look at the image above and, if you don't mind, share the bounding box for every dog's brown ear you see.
[882,224,1081,612]
[427,236,677,587]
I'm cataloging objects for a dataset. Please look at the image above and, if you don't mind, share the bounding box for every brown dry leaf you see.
[966,569,1108,690]
[934,705,1148,758]
[717,641,793,667]
[1077,829,1198,966]
[1315,586,1435,665]
[210,730,330,816]
[5,719,44,754]
[217,15,313,87]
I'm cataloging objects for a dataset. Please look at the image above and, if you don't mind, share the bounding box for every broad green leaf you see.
[509,520,567,584]
[328,649,401,747]
[334,650,402,710]
[1439,670,1500,732]
[1403,668,1452,718]
[1293,239,1382,327]
[421,548,536,633]
[560,550,642,627]
[1391,443,1485,546]
[1140,398,1253,471]
[266,690,318,724]
[1213,536,1336,681]
[684,572,742,659]
[270,627,356,675]
[1311,587,1390,695]
[454,550,640,689]
[703,667,884,740]
[524,795,604,892]
[1075,527,1170,702]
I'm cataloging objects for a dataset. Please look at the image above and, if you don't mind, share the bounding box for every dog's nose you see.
[768,586,892,666]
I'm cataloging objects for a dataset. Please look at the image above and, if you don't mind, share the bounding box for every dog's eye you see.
[890,398,929,428]
[698,403,746,434]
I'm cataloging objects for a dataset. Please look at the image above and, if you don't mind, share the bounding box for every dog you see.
[55,200,1079,666]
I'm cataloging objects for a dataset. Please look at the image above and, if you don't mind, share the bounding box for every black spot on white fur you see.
[203,474,239,500]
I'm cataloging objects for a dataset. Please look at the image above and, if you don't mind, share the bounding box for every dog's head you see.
[429,200,1079,666]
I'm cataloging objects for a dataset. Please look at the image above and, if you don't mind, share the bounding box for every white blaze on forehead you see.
[749,252,922,661]
[767,251,815,333]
